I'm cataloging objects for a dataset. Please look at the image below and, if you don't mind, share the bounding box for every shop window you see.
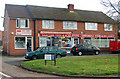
[104,24,113,31]
[85,22,97,30]
[91,39,98,47]
[63,21,77,30]
[84,37,91,44]
[39,37,72,48]
[84,37,115,47]
[47,37,63,47]
[61,37,72,47]
[15,37,26,49]
[16,18,29,28]
[42,20,54,29]
[39,37,47,47]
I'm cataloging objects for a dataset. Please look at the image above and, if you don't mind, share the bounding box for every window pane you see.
[16,19,19,28]
[25,19,29,27]
[20,19,25,28]
[16,19,29,28]
[42,20,54,29]
[85,23,97,30]
[39,37,47,47]
[15,37,25,49]
[63,21,77,29]
[104,24,113,31]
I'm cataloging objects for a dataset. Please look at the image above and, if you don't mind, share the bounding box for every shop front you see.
[38,31,116,52]
[39,31,80,50]
[83,34,115,48]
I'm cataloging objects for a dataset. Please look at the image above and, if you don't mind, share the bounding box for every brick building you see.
[3,4,117,55]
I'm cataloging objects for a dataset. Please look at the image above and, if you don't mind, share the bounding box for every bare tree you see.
[101,0,120,19]
[101,0,120,39]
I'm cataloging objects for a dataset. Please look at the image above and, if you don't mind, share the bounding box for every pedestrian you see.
[27,42,30,52]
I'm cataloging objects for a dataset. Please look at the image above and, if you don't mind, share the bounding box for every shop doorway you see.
[27,37,33,52]
[73,37,79,45]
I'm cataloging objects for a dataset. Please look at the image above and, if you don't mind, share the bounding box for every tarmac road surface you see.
[1,52,119,79]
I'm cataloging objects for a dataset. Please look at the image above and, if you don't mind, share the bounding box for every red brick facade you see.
[3,4,118,55]
[3,16,117,55]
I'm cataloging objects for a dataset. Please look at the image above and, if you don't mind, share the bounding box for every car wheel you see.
[32,55,37,60]
[95,51,99,55]
[56,55,61,58]
[78,52,82,56]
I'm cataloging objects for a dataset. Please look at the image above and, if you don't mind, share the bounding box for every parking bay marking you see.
[0,72,11,77]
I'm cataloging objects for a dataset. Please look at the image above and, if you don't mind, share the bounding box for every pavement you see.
[2,62,59,77]
[1,51,120,79]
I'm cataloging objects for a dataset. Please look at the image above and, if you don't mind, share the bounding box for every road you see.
[1,52,119,79]
[1,53,61,78]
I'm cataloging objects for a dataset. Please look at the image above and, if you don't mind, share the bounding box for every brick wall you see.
[3,12,117,55]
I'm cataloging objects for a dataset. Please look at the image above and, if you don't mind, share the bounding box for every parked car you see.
[24,46,67,60]
[71,44,100,56]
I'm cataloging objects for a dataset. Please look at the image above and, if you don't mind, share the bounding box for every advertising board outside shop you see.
[45,54,56,66]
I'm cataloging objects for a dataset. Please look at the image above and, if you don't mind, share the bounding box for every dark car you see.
[71,44,100,56]
[24,46,67,60]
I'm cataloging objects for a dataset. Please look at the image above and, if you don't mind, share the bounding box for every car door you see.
[87,45,94,54]
[48,47,57,54]
[38,47,48,59]
[81,44,88,54]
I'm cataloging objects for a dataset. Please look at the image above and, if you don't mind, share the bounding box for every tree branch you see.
[108,0,120,14]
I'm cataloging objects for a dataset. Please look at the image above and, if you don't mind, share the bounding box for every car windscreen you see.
[36,47,42,51]
[49,47,58,51]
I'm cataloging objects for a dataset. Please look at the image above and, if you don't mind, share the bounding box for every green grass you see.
[22,55,119,76]
[0,46,2,50]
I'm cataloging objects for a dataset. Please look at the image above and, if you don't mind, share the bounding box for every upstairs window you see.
[42,20,54,29]
[104,24,113,31]
[16,18,29,28]
[85,22,97,30]
[63,21,77,30]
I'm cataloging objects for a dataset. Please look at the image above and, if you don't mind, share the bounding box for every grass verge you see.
[22,55,119,76]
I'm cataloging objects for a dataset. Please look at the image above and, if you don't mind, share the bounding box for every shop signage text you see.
[40,34,115,38]
[16,29,32,35]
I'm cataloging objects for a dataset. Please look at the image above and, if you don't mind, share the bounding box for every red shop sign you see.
[82,34,115,38]
[16,29,32,35]
[40,34,115,38]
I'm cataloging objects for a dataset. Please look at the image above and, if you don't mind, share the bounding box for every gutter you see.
[33,19,36,50]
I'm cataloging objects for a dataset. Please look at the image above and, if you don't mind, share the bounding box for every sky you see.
[0,0,105,31]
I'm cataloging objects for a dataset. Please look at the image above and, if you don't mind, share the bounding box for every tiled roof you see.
[6,4,116,24]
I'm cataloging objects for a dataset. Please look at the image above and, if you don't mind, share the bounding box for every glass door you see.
[74,37,79,45]
[27,37,33,52]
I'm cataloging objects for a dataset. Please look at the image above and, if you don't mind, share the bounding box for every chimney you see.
[68,4,74,12]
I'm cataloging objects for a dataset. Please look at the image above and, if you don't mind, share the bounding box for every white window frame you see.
[63,21,77,30]
[42,20,54,29]
[104,24,113,31]
[15,36,26,49]
[15,36,33,49]
[85,22,98,30]
[16,18,29,28]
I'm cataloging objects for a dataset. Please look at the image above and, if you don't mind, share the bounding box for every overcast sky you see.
[0,0,106,31]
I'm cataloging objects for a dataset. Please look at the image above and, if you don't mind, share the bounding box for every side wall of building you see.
[3,10,9,53]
